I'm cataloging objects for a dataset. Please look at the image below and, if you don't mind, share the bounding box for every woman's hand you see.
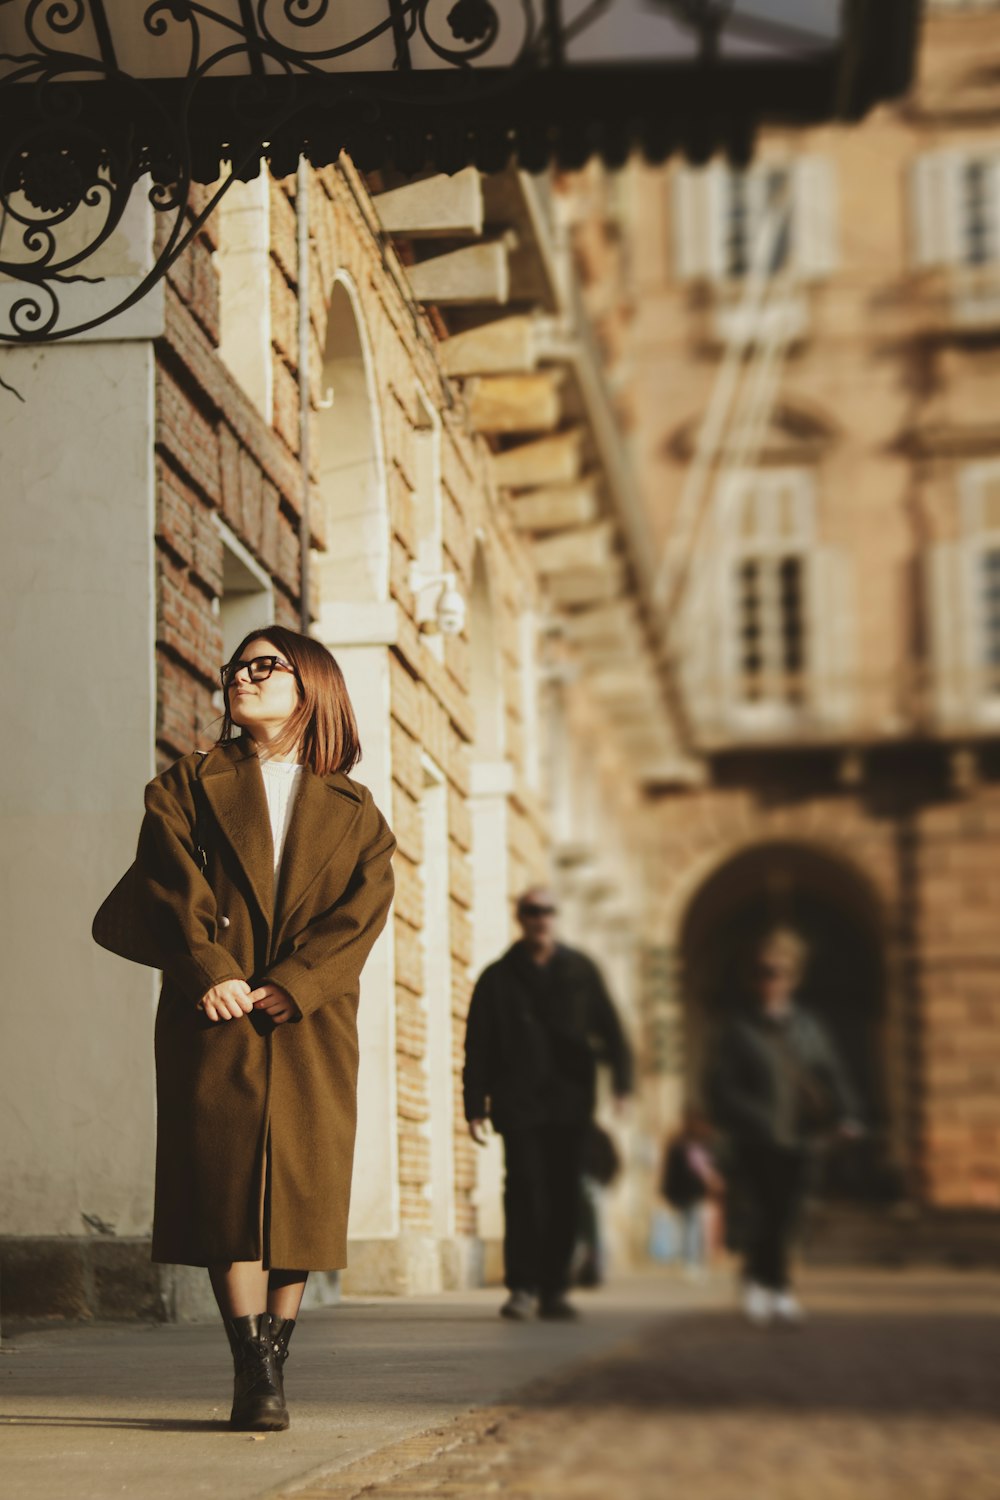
[198,979,253,1022]
[250,983,300,1025]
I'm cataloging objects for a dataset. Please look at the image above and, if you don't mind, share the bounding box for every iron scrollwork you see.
[0,0,548,342]
[0,2,864,344]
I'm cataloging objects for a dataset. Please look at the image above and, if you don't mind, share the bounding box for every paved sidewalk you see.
[3,1271,998,1500]
[290,1269,1000,1500]
[0,1273,710,1500]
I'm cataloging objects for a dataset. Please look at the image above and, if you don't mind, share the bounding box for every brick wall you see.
[646,764,1000,1213]
[155,159,552,1256]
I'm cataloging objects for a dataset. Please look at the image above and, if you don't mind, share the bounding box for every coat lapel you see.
[198,740,275,934]
[274,770,363,943]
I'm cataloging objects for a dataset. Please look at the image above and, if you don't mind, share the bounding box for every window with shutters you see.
[927,463,1000,727]
[672,157,837,286]
[964,464,1000,706]
[720,470,814,726]
[960,156,1000,264]
[724,167,793,279]
[911,149,1000,322]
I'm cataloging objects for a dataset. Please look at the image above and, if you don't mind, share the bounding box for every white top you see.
[258,759,305,876]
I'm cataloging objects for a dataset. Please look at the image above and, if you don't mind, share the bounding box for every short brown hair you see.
[757,926,809,979]
[218,625,361,776]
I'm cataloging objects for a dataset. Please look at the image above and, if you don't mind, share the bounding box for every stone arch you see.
[315,272,389,605]
[661,828,889,942]
[674,838,901,1200]
[313,271,396,1252]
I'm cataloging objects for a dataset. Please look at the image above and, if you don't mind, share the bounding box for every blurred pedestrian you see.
[573,1121,622,1288]
[93,627,395,1431]
[463,887,633,1321]
[660,1107,725,1279]
[706,927,863,1326]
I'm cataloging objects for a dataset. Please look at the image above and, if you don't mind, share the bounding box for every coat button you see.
[218,915,230,930]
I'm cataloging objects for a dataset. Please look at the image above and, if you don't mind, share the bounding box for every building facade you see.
[0,149,663,1315]
[615,0,1000,1242]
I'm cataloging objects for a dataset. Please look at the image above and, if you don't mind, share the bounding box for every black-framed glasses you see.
[521,903,557,919]
[220,655,298,689]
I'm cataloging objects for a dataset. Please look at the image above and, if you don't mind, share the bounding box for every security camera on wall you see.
[409,562,467,637]
[436,578,466,636]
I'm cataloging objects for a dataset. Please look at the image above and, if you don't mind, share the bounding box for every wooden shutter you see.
[672,165,727,281]
[793,157,838,280]
[909,152,963,268]
[925,541,968,726]
[809,546,855,729]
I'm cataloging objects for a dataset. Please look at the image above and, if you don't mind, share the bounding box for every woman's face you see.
[226,637,301,740]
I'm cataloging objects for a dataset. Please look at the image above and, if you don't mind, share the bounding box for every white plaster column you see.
[469,758,514,1247]
[0,299,160,1242]
[420,758,455,1241]
[317,602,399,1242]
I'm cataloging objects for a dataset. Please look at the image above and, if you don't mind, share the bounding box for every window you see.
[724,167,793,280]
[680,469,853,740]
[964,465,1000,704]
[911,149,1000,268]
[977,545,1000,693]
[673,157,837,285]
[927,463,1000,726]
[212,519,273,711]
[726,471,812,714]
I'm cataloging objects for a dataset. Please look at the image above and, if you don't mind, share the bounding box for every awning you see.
[0,1,921,341]
[1,1,920,179]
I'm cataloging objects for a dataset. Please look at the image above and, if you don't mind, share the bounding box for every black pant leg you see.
[501,1128,547,1293]
[768,1148,807,1290]
[741,1145,807,1291]
[538,1123,588,1298]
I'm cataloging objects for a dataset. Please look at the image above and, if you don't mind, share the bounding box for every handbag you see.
[92,777,211,966]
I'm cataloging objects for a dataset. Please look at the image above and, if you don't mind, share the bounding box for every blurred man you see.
[463,887,633,1322]
[707,927,863,1326]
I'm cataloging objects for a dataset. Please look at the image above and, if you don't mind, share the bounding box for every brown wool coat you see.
[93,737,395,1270]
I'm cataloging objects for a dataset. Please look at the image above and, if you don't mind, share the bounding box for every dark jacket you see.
[463,941,633,1132]
[92,737,395,1270]
[706,1005,860,1152]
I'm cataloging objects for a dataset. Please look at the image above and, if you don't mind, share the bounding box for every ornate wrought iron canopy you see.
[0,1,920,342]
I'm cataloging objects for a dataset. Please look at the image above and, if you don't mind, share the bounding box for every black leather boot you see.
[268,1315,296,1399]
[225,1313,289,1431]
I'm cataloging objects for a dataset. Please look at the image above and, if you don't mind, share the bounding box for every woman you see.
[93,626,395,1431]
[660,1107,725,1280]
[706,928,862,1326]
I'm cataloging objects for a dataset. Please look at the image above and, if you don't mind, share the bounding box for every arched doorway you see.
[679,841,899,1202]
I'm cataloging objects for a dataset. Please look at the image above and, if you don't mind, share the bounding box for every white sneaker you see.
[772,1291,805,1326]
[742,1282,774,1326]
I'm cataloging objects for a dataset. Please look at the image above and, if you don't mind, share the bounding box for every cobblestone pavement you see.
[288,1272,1000,1500]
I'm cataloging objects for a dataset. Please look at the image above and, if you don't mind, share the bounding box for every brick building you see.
[1,143,666,1312]
[607,0,1000,1248]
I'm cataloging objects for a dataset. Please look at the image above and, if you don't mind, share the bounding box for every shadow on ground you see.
[528,1308,1000,1420]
